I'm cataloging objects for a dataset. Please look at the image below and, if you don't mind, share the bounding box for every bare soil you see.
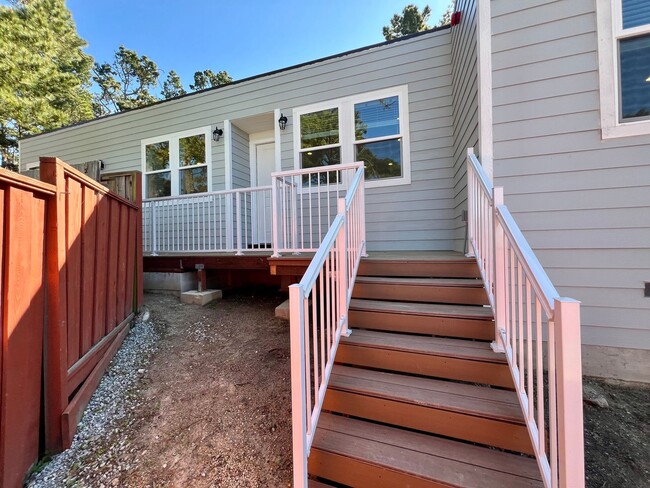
[107,290,292,487]
[583,377,650,487]
[35,289,648,487]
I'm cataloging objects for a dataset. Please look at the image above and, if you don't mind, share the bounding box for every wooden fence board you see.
[106,200,119,332]
[81,186,97,355]
[125,209,136,318]
[116,206,129,321]
[93,194,109,344]
[66,177,82,368]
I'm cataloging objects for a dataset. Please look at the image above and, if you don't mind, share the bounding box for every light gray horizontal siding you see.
[231,124,250,189]
[450,0,479,253]
[491,0,650,350]
[22,30,455,251]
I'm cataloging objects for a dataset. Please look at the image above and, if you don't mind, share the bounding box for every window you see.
[597,0,650,138]
[142,127,211,198]
[293,86,410,188]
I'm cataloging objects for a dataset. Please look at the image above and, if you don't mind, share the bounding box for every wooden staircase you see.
[307,254,543,487]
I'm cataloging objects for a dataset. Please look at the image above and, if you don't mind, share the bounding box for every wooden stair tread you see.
[356,276,483,287]
[312,413,542,487]
[341,329,506,363]
[350,298,493,320]
[331,365,523,423]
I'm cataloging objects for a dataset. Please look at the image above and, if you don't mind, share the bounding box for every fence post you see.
[235,192,243,256]
[133,172,143,310]
[491,186,505,353]
[337,198,350,337]
[554,298,585,488]
[39,157,68,453]
[289,284,308,488]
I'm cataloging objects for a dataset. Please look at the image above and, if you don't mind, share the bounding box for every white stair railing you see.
[467,148,585,488]
[289,166,365,488]
[142,186,272,255]
[271,162,363,256]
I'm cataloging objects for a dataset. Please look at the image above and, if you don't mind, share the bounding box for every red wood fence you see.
[0,170,55,488]
[0,158,142,487]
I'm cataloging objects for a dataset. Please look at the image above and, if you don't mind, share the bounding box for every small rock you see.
[138,369,145,374]
[583,383,610,408]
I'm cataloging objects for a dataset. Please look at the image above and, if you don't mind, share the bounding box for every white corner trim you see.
[596,0,650,139]
[224,119,232,190]
[477,0,494,179]
[274,108,283,172]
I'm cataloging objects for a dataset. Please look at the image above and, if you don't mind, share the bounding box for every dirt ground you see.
[583,377,650,487]
[32,289,648,487]
[99,290,292,487]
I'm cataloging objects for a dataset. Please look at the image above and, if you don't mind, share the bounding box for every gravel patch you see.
[25,310,164,488]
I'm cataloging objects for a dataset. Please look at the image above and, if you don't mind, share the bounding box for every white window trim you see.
[596,0,650,139]
[141,126,212,198]
[292,85,411,189]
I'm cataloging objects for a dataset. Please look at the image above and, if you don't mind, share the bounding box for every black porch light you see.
[212,126,223,142]
[278,113,288,131]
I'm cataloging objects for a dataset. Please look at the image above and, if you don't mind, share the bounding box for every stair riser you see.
[336,344,513,388]
[349,310,494,340]
[358,261,480,279]
[323,390,533,455]
[352,283,489,305]
[309,449,449,488]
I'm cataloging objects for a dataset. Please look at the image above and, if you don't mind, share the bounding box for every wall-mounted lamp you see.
[278,113,288,131]
[212,126,223,142]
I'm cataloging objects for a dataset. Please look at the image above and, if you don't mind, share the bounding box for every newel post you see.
[465,148,475,258]
[271,177,281,257]
[235,192,243,256]
[289,284,308,488]
[554,298,585,488]
[337,198,350,337]
[491,186,506,352]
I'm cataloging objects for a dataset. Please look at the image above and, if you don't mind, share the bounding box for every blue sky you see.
[62,0,448,91]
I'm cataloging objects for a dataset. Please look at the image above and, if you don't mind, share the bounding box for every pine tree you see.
[0,0,93,169]
[161,70,186,99]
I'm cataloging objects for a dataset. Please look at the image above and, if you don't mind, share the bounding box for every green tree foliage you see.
[382,3,454,40]
[189,69,232,91]
[161,70,186,99]
[92,46,160,116]
[383,4,432,40]
[0,0,93,168]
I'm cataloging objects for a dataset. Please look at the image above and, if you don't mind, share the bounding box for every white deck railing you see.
[289,166,366,488]
[143,186,272,255]
[271,162,364,256]
[466,148,585,488]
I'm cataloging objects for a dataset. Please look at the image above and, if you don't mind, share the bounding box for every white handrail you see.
[466,148,585,488]
[289,166,365,487]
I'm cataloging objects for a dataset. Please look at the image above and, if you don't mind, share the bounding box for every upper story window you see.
[142,127,211,198]
[597,0,650,138]
[294,86,411,188]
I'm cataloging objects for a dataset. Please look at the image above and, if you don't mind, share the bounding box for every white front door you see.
[253,142,275,245]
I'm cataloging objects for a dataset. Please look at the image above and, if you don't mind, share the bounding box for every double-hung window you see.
[294,86,410,187]
[142,127,211,198]
[597,0,650,138]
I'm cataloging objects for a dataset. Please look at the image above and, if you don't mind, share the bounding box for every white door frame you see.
[249,132,275,245]
[248,131,276,187]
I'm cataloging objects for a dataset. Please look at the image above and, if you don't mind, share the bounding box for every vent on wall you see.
[645,282,650,298]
